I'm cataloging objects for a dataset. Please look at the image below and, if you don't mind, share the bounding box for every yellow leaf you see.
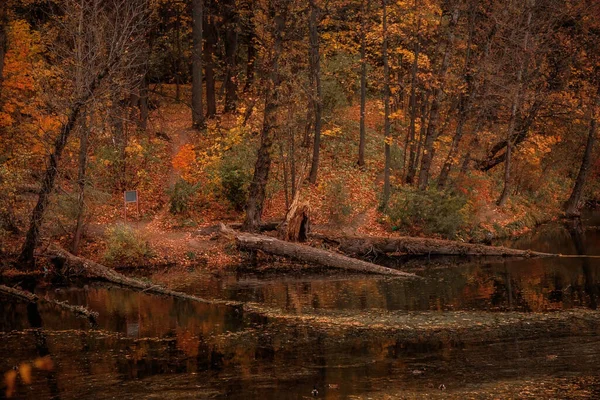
[4,370,17,398]
[33,356,54,371]
[19,363,32,384]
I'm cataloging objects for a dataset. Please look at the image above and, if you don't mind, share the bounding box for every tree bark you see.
[192,0,204,128]
[357,0,369,167]
[47,245,240,308]
[497,2,533,206]
[477,100,541,172]
[404,2,420,185]
[71,112,89,255]
[437,6,475,189]
[381,0,392,207]
[204,9,217,118]
[417,8,459,190]
[139,73,149,130]
[236,233,417,277]
[313,234,554,259]
[308,0,322,184]
[564,92,598,217]
[243,16,256,93]
[223,0,239,112]
[243,4,286,232]
[0,0,7,92]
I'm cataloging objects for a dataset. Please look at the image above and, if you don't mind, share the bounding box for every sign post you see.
[124,190,139,221]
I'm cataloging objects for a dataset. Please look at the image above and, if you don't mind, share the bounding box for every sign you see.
[123,190,140,220]
[125,190,138,203]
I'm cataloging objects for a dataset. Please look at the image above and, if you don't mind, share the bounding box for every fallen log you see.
[235,233,417,278]
[46,245,242,308]
[0,284,98,324]
[311,234,554,258]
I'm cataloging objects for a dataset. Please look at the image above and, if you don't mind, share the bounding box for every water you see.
[1,215,600,398]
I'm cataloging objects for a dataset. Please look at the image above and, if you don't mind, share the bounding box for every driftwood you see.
[47,245,242,308]
[311,234,554,258]
[225,221,279,233]
[235,233,417,278]
[0,284,98,324]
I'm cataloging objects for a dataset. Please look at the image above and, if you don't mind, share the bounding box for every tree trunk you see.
[139,74,149,130]
[477,100,541,172]
[308,0,322,184]
[47,244,239,308]
[71,113,89,255]
[417,8,459,190]
[564,93,598,217]
[192,0,204,128]
[404,5,420,185]
[278,190,310,242]
[243,19,256,93]
[204,11,217,118]
[357,0,370,167]
[243,5,286,232]
[223,0,238,113]
[437,6,475,189]
[497,2,533,206]
[496,138,512,206]
[174,11,182,102]
[0,0,7,92]
[18,64,111,268]
[236,233,417,277]
[381,0,391,207]
[414,92,429,176]
[312,234,553,259]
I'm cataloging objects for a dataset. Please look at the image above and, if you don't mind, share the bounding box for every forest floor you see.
[1,85,565,275]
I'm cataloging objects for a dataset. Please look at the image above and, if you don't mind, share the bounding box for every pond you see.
[1,214,600,399]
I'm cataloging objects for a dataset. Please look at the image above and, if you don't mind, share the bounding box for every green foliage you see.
[321,53,356,116]
[325,178,353,224]
[167,178,200,215]
[104,223,153,266]
[217,145,254,211]
[387,188,468,238]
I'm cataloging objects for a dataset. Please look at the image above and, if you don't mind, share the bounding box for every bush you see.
[386,188,468,238]
[167,178,200,215]
[325,178,353,224]
[104,223,152,266]
[217,146,254,211]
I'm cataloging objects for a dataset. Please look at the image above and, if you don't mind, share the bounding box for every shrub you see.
[386,187,468,238]
[104,223,152,266]
[167,178,200,215]
[324,178,353,224]
[217,146,254,211]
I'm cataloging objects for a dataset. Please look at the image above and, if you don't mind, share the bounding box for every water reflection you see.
[2,213,600,398]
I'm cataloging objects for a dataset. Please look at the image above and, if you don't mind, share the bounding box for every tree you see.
[191,0,204,129]
[404,0,420,185]
[497,0,534,207]
[381,0,391,207]
[17,0,150,268]
[0,0,7,91]
[308,0,323,184]
[357,0,370,167]
[243,0,288,232]
[223,0,239,112]
[417,5,459,190]
[204,4,217,118]
[564,87,599,217]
